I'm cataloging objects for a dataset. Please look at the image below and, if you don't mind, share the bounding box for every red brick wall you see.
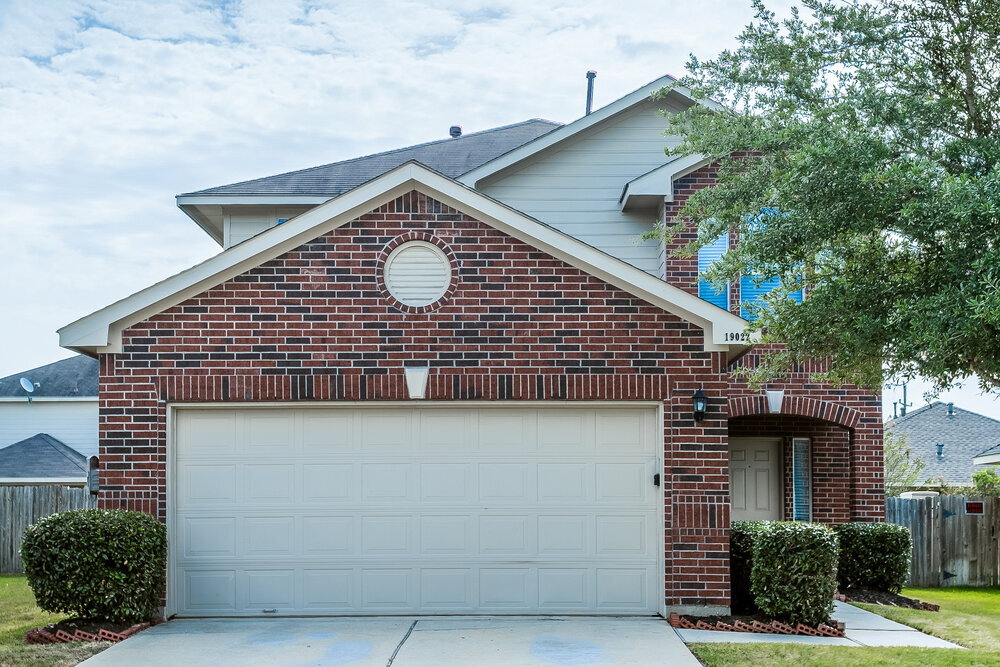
[96,190,883,613]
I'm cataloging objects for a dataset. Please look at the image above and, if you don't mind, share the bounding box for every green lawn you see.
[690,587,1000,667]
[0,575,110,667]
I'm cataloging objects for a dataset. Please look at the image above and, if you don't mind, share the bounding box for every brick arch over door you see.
[727,395,862,430]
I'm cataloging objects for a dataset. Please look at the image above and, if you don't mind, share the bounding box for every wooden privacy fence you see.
[1,485,96,573]
[886,496,1000,587]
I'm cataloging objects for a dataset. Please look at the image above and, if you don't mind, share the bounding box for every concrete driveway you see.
[80,616,698,666]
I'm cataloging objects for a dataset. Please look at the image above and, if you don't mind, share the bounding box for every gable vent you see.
[384,241,452,307]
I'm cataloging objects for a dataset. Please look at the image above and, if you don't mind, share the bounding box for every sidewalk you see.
[675,601,962,649]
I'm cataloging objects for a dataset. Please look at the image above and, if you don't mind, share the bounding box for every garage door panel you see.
[181,464,236,505]
[244,412,295,452]
[302,464,353,502]
[303,516,353,554]
[537,411,594,450]
[420,516,473,554]
[478,463,533,501]
[479,515,534,555]
[244,517,296,556]
[182,517,236,558]
[302,412,353,450]
[302,569,353,609]
[244,464,294,503]
[246,570,295,609]
[419,463,471,501]
[173,406,660,616]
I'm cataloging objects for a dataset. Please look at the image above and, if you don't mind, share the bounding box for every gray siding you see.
[478,100,684,275]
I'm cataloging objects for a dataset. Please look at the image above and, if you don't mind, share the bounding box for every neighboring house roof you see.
[180,119,562,198]
[0,355,98,399]
[973,442,1000,466]
[60,162,752,358]
[888,402,1000,486]
[0,433,87,482]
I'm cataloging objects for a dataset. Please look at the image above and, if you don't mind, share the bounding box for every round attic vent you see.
[383,241,452,307]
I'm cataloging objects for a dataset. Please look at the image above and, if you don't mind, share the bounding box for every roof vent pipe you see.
[936,442,944,458]
[947,402,954,416]
[585,71,597,115]
[449,125,462,138]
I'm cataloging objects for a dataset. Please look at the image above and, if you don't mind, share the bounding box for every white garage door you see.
[171,406,661,616]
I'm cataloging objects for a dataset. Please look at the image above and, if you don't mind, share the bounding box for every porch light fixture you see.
[766,389,785,414]
[404,365,431,399]
[693,390,709,422]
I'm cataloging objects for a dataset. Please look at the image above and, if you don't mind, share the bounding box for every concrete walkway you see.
[676,600,963,649]
[80,616,700,666]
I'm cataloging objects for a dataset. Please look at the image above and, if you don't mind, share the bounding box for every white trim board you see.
[59,162,752,356]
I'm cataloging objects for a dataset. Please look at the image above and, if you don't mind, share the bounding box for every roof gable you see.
[459,76,706,188]
[0,433,87,480]
[61,162,752,357]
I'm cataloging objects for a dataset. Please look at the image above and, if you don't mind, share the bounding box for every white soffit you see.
[59,162,751,356]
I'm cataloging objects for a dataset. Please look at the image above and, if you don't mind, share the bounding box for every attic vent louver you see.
[384,241,452,307]
[449,125,462,138]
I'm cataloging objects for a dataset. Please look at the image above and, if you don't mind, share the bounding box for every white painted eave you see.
[619,154,711,211]
[973,453,1000,466]
[61,162,752,356]
[176,195,333,206]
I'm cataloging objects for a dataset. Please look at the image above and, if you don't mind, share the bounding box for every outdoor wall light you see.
[693,390,709,422]
[766,389,785,414]
[404,366,431,399]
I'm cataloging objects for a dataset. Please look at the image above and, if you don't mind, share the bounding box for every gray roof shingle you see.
[182,119,562,197]
[887,402,1000,486]
[0,355,98,398]
[0,434,87,479]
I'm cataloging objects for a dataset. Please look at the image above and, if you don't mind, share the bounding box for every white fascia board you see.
[973,453,1000,466]
[61,162,750,355]
[460,75,686,187]
[176,195,332,206]
[0,397,97,403]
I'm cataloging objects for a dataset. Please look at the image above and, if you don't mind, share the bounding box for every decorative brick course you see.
[96,189,883,613]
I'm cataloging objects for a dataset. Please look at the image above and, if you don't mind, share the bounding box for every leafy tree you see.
[658,0,1000,392]
[882,430,927,495]
[971,467,1000,497]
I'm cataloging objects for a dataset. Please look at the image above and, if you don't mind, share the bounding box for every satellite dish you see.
[19,377,35,403]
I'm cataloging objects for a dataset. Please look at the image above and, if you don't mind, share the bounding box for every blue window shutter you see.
[698,233,729,309]
[792,438,812,522]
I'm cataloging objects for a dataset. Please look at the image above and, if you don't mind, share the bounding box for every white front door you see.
[729,438,782,521]
[171,405,660,616]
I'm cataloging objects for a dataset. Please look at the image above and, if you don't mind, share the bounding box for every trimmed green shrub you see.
[835,522,911,593]
[750,522,839,626]
[21,509,167,623]
[730,520,769,614]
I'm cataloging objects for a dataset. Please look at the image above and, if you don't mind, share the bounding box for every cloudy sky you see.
[1,0,995,418]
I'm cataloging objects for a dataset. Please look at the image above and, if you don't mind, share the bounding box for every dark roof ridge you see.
[37,433,89,471]
[180,119,563,197]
